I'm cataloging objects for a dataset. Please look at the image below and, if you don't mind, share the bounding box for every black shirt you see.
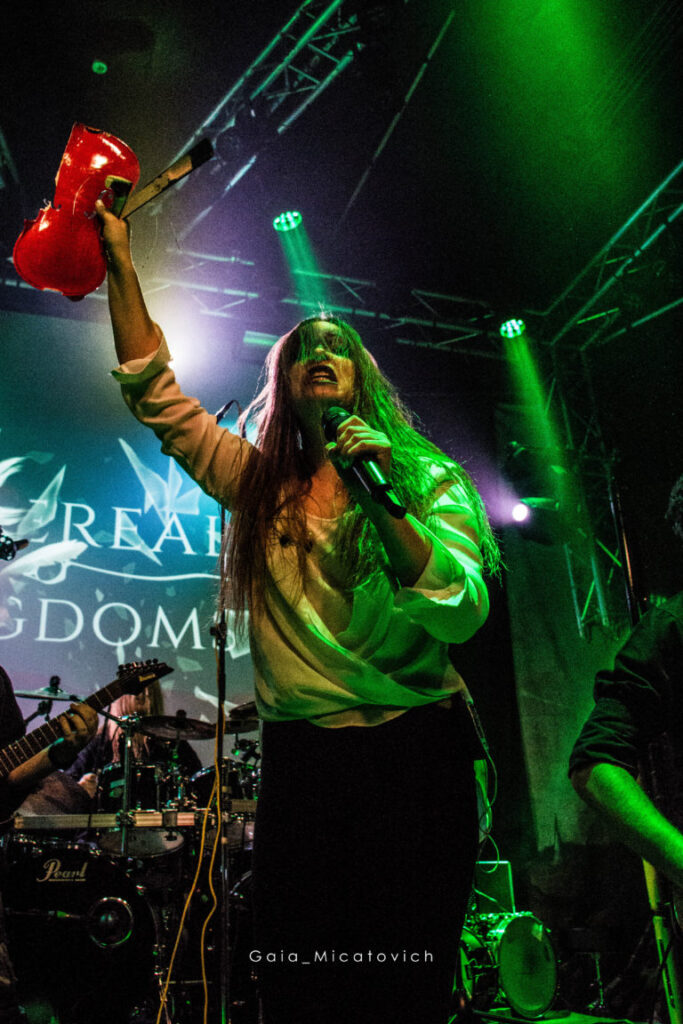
[0,665,27,819]
[569,592,683,781]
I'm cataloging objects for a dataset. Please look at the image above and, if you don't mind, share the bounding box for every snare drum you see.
[1,833,159,1022]
[96,822,185,878]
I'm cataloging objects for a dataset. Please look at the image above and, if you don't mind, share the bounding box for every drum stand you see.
[98,709,142,858]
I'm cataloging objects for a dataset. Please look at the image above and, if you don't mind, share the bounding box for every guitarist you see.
[570,473,683,1024]
[0,666,98,817]
[570,474,683,892]
[0,664,97,1024]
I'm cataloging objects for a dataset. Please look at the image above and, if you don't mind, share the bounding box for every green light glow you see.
[91,60,108,75]
[456,2,645,250]
[273,211,302,233]
[276,215,328,312]
[504,335,560,452]
[503,333,574,536]
[243,330,279,347]
[500,318,526,339]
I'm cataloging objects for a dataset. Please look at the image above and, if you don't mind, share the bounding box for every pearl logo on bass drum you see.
[36,858,89,883]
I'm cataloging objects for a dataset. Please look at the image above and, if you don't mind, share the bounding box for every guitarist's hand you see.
[3,702,98,796]
[57,702,98,754]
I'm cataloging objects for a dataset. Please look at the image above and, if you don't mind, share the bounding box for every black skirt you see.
[251,696,480,1024]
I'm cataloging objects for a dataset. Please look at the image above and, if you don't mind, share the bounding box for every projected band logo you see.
[0,435,250,710]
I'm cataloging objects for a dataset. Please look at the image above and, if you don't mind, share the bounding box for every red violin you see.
[13,124,213,301]
[13,123,140,301]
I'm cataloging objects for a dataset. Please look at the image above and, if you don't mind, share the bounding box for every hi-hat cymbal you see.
[227,701,258,732]
[14,686,74,701]
[139,714,216,741]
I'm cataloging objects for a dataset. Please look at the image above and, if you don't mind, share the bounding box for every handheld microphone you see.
[321,407,407,519]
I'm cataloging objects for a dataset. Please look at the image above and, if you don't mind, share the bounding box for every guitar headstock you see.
[116,659,173,695]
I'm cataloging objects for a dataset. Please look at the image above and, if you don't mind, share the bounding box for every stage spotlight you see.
[503,442,566,543]
[511,498,564,545]
[499,318,526,339]
[273,210,328,310]
[512,502,531,523]
[273,211,302,233]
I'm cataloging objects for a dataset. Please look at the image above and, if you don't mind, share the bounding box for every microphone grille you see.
[321,406,349,442]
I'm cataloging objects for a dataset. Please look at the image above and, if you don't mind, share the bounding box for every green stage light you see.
[91,60,108,75]
[243,330,279,347]
[500,318,526,339]
[273,211,302,233]
[274,211,328,310]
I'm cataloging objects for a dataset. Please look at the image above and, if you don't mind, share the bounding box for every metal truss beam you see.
[0,126,20,191]
[550,345,639,639]
[143,266,505,358]
[158,1,364,239]
[0,251,504,359]
[540,159,683,351]
[533,163,683,637]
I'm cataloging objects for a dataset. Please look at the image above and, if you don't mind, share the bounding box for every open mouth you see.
[307,364,337,384]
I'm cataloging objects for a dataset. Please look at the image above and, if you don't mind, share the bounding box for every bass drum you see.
[174,869,259,1023]
[1,834,160,1023]
[457,913,557,1019]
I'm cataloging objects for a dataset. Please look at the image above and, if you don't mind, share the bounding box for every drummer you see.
[66,681,201,803]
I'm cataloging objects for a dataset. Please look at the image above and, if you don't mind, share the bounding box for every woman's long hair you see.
[222,315,499,623]
[103,681,164,762]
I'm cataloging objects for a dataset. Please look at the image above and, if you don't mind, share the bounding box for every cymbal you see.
[14,686,74,701]
[227,701,259,732]
[139,714,216,741]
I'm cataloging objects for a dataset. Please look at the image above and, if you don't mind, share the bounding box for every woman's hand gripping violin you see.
[13,123,140,301]
[13,123,212,301]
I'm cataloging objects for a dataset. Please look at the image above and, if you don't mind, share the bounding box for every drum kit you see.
[1,687,261,1024]
[3,681,560,1023]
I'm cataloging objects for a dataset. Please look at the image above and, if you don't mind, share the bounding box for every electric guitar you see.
[0,660,172,783]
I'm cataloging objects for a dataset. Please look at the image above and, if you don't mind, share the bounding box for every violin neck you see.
[121,139,213,219]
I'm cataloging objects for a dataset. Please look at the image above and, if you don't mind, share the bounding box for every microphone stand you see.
[210,604,231,1021]
[211,399,237,1022]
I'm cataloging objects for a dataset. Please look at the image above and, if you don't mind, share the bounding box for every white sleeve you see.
[111,327,253,510]
[393,478,489,643]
